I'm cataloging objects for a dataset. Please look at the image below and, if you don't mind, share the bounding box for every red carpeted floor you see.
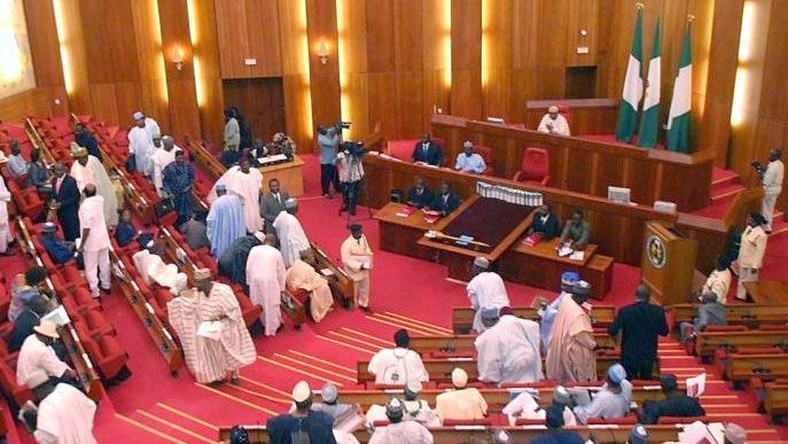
[4,145,788,442]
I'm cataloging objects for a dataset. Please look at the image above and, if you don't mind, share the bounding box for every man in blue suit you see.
[51,163,81,241]
[411,133,443,166]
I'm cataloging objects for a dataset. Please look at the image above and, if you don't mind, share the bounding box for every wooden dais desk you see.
[743,280,788,304]
[258,155,305,197]
[373,203,437,261]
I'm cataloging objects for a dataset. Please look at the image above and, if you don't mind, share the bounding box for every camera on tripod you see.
[341,141,366,159]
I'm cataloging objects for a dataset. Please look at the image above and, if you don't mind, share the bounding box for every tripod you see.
[338,154,371,223]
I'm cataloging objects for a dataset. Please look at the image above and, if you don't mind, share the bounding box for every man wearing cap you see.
[411,132,443,166]
[70,142,119,226]
[7,139,29,178]
[679,290,727,343]
[435,367,488,422]
[368,329,428,385]
[207,183,246,258]
[150,135,181,197]
[40,222,75,265]
[218,231,266,289]
[545,281,597,383]
[365,380,440,428]
[0,155,13,256]
[20,379,98,444]
[273,198,311,268]
[608,284,669,380]
[530,404,584,444]
[261,178,291,235]
[179,211,210,252]
[760,148,784,233]
[537,105,571,136]
[369,398,433,444]
[475,306,543,384]
[210,157,263,233]
[77,184,112,298]
[539,271,580,353]
[127,111,159,175]
[9,295,52,353]
[74,123,101,160]
[312,383,365,432]
[702,256,732,304]
[267,381,338,444]
[167,268,256,385]
[503,385,577,427]
[639,374,705,424]
[246,234,286,336]
[736,212,769,301]
[50,163,81,241]
[287,249,334,323]
[162,150,196,226]
[467,256,510,333]
[341,224,374,311]
[454,141,487,174]
[16,321,75,397]
[573,363,632,424]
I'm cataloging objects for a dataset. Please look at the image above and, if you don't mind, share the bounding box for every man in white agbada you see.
[77,185,112,299]
[540,271,581,353]
[573,363,632,424]
[368,398,434,444]
[475,307,543,385]
[69,143,119,226]
[368,329,428,385]
[207,183,246,258]
[365,380,441,428]
[150,135,181,197]
[434,368,488,421]
[467,257,510,333]
[760,148,784,232]
[132,245,189,295]
[16,322,75,395]
[209,157,263,233]
[246,234,286,336]
[503,385,577,427]
[0,153,14,255]
[273,198,310,268]
[127,111,160,176]
[537,105,571,136]
[21,382,98,444]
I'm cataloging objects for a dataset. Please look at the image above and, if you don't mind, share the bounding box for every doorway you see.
[222,78,286,142]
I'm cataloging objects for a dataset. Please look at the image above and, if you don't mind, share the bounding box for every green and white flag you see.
[637,17,661,148]
[666,24,692,152]
[615,7,643,143]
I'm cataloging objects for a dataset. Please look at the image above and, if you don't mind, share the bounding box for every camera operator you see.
[317,123,346,199]
[754,148,784,233]
[337,142,365,216]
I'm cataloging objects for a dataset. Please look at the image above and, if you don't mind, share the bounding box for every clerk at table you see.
[411,133,443,166]
[559,209,591,250]
[527,203,561,240]
[406,177,434,209]
[427,181,460,216]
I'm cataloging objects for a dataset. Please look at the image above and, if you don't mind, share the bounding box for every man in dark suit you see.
[527,203,561,240]
[51,163,81,241]
[260,178,290,234]
[428,181,460,216]
[608,284,669,380]
[406,177,434,208]
[411,133,443,166]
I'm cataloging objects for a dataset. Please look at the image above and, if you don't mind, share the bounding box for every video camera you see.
[751,160,766,176]
[341,141,366,159]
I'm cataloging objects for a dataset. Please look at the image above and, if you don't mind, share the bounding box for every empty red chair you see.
[472,145,495,176]
[586,416,638,425]
[0,358,32,408]
[82,334,129,381]
[83,310,116,336]
[15,187,44,220]
[235,294,262,329]
[658,416,713,425]
[513,147,550,186]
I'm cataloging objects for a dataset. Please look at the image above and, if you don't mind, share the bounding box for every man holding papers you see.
[340,224,374,312]
[167,268,255,385]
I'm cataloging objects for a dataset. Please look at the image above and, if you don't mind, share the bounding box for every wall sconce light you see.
[317,41,329,65]
[173,46,184,71]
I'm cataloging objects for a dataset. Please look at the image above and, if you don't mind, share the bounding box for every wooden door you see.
[222,78,286,142]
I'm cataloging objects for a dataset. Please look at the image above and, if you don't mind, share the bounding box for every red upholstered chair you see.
[81,333,129,381]
[472,145,495,176]
[9,182,44,220]
[0,282,9,321]
[235,294,263,329]
[586,416,638,425]
[513,147,550,186]
[514,418,545,426]
[0,358,32,408]
[442,418,493,427]
[657,416,713,425]
[557,104,571,127]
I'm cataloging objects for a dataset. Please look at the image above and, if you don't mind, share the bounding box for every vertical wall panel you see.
[306,0,342,131]
[451,0,482,119]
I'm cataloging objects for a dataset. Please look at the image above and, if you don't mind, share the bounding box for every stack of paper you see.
[569,251,585,261]
[396,205,417,217]
[455,235,474,247]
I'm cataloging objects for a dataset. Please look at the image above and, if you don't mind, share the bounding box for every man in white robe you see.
[132,247,188,295]
[466,257,510,333]
[209,158,263,233]
[573,363,632,424]
[150,135,181,197]
[76,185,112,299]
[341,224,373,311]
[702,257,731,304]
[0,154,14,255]
[434,368,488,421]
[207,184,246,258]
[368,398,433,444]
[761,148,784,232]
[368,329,428,385]
[167,268,256,384]
[69,143,119,226]
[537,105,571,136]
[127,111,159,176]
[21,382,98,444]
[539,271,580,353]
[273,198,310,268]
[286,249,334,323]
[246,234,286,336]
[475,307,543,385]
[365,380,441,428]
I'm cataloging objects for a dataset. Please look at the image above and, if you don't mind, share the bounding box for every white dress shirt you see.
[16,336,71,389]
[78,195,110,251]
[537,114,571,136]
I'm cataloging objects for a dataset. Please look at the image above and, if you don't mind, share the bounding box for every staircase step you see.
[712,168,740,187]
[711,182,746,203]
[769,219,788,238]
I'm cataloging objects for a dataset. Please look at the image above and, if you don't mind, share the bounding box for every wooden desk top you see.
[372,202,435,230]
[744,281,788,304]
[510,237,597,267]
[257,154,305,173]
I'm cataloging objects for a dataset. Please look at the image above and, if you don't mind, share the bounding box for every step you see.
[711,182,746,203]
[712,168,740,187]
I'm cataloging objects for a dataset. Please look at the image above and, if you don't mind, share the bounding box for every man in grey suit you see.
[260,178,290,235]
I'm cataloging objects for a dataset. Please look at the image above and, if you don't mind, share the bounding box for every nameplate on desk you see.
[455,235,474,246]
[257,154,289,166]
[447,357,473,362]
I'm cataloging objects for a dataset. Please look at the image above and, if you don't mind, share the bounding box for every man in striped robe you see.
[167,268,256,385]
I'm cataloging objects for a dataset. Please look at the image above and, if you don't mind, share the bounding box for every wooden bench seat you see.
[452,305,616,335]
[671,303,788,329]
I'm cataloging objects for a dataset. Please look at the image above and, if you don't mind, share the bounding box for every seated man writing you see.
[406,177,433,208]
[526,203,561,241]
[559,209,591,251]
[426,181,460,217]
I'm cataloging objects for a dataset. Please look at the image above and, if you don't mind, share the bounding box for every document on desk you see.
[197,320,227,341]
[569,251,585,261]
[351,255,373,270]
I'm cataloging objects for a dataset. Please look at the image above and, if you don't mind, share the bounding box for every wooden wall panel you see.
[338,0,369,139]
[131,0,169,132]
[278,0,313,151]
[0,88,61,123]
[394,0,423,72]
[188,0,224,145]
[23,0,64,87]
[365,0,395,73]
[306,0,342,131]
[565,0,600,67]
[245,0,283,77]
[213,0,249,79]
[451,0,481,119]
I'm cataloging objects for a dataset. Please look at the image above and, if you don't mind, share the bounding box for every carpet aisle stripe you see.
[288,349,357,373]
[155,403,220,431]
[195,383,278,415]
[274,352,356,382]
[365,315,442,337]
[707,412,761,417]
[340,328,395,347]
[316,335,376,354]
[227,384,291,405]
[114,413,187,444]
[382,311,454,333]
[371,313,451,336]
[258,356,345,386]
[327,331,385,351]
[239,376,294,398]
[136,410,216,444]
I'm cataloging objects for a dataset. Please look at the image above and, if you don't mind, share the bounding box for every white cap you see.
[548,105,559,113]
[292,380,311,403]
[253,231,266,243]
[473,256,490,269]
[451,367,468,388]
[132,111,144,120]
[463,140,474,149]
[33,321,59,339]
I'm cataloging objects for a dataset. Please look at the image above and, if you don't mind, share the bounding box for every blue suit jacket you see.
[411,141,443,166]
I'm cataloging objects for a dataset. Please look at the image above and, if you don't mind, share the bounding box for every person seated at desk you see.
[435,368,488,422]
[8,140,29,178]
[702,256,732,304]
[406,177,433,208]
[638,374,705,425]
[537,105,571,136]
[426,181,460,217]
[454,141,486,174]
[559,209,590,250]
[40,222,76,265]
[527,203,561,241]
[410,133,443,166]
[572,363,632,425]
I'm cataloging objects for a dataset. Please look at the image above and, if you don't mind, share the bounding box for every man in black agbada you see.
[608,284,669,380]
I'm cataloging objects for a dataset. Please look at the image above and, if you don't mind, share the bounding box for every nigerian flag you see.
[637,18,661,148]
[615,7,643,143]
[666,24,692,152]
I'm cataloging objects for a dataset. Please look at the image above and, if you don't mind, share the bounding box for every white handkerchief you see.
[197,320,226,341]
